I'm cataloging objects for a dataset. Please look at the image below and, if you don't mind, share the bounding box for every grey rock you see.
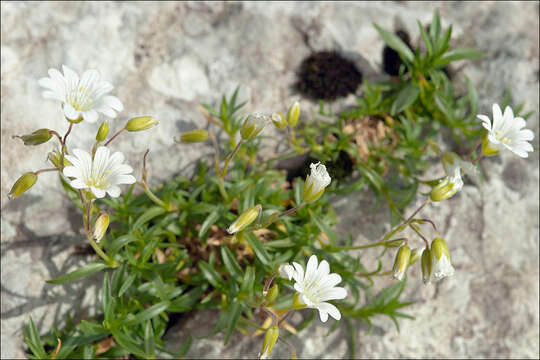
[1,1,538,359]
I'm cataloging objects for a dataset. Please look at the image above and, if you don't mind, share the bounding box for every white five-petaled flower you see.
[302,162,331,203]
[285,255,347,322]
[39,65,124,123]
[477,103,535,158]
[63,146,136,198]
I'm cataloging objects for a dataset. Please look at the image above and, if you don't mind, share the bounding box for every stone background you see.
[1,1,538,358]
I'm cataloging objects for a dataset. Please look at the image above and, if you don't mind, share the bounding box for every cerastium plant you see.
[9,10,535,360]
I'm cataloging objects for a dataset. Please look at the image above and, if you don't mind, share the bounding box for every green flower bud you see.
[409,248,421,266]
[481,136,500,157]
[421,248,432,284]
[265,284,279,303]
[93,213,109,243]
[271,112,287,130]
[260,325,279,359]
[125,116,158,132]
[240,112,269,140]
[430,178,459,202]
[47,150,71,168]
[8,172,37,199]
[13,129,52,146]
[392,245,411,281]
[227,205,262,234]
[430,237,455,280]
[177,129,209,143]
[286,100,300,127]
[95,120,109,141]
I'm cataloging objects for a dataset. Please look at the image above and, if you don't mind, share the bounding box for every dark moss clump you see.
[382,30,412,76]
[295,51,363,101]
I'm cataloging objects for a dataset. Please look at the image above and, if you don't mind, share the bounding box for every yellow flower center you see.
[495,130,512,144]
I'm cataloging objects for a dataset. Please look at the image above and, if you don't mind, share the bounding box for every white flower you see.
[287,255,347,322]
[39,65,124,123]
[278,263,295,280]
[430,238,455,280]
[477,104,535,158]
[302,162,331,203]
[63,146,136,198]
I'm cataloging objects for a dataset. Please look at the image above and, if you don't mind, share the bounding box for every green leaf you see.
[418,20,432,57]
[168,287,206,312]
[434,93,455,121]
[246,233,271,266]
[220,246,243,282]
[224,300,243,345]
[109,234,137,255]
[47,262,108,284]
[436,48,483,67]
[132,207,166,232]
[198,261,223,288]
[24,316,47,359]
[374,23,414,63]
[430,9,441,42]
[198,210,220,239]
[240,266,255,298]
[111,329,148,359]
[391,84,419,115]
[101,273,112,319]
[466,76,479,118]
[436,24,452,55]
[175,335,192,358]
[129,301,170,326]
[144,320,156,358]
[118,273,136,297]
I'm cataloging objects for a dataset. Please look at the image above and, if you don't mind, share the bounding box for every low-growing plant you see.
[9,10,535,359]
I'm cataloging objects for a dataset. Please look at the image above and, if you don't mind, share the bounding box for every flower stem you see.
[104,128,125,147]
[327,241,385,251]
[220,140,243,178]
[82,196,116,266]
[217,177,228,202]
[34,168,60,176]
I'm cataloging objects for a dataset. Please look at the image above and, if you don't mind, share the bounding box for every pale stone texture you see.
[1,1,538,359]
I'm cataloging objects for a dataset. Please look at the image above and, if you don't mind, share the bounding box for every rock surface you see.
[1,2,538,359]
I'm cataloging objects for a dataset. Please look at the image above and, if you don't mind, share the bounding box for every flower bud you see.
[125,116,158,132]
[8,172,37,199]
[421,247,432,284]
[286,100,300,127]
[95,120,109,141]
[265,284,279,303]
[93,213,110,243]
[13,129,52,146]
[47,150,71,168]
[430,238,455,280]
[227,205,262,234]
[409,248,421,266]
[481,136,500,156]
[392,245,411,281]
[277,263,294,280]
[430,178,459,202]
[240,112,269,140]
[177,129,209,143]
[271,112,287,130]
[302,162,331,203]
[260,325,279,359]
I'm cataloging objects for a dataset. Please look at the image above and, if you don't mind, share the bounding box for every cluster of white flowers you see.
[40,65,135,199]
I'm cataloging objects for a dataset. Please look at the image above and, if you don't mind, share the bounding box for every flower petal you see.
[107,185,121,198]
[90,186,106,198]
[492,103,503,131]
[82,109,99,123]
[63,103,80,120]
[319,287,347,302]
[101,95,124,111]
[305,255,318,282]
[317,302,341,321]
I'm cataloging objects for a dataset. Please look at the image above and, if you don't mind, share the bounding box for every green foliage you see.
[24,9,502,359]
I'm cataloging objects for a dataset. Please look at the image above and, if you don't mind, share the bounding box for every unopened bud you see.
[93,213,109,243]
[240,112,269,140]
[125,116,158,132]
[409,248,421,266]
[13,129,52,146]
[260,325,279,359]
[271,112,287,129]
[302,162,331,203]
[430,237,455,280]
[392,245,411,281]
[96,120,109,141]
[177,129,209,143]
[430,178,459,202]
[8,172,37,199]
[286,100,300,127]
[265,284,279,303]
[47,150,71,168]
[421,248,432,284]
[481,136,500,157]
[227,205,262,234]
